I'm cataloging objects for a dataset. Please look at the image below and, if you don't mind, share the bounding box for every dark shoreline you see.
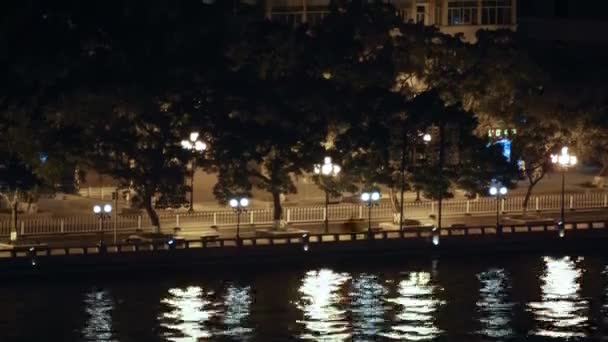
[1,221,608,282]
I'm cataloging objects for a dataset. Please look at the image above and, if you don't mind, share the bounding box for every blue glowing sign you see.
[496,139,511,162]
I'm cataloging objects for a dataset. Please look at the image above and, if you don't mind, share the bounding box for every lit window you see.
[448,1,478,25]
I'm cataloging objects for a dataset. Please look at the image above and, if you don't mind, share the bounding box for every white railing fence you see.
[1,192,607,237]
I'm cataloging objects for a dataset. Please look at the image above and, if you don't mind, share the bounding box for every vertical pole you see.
[189,159,195,213]
[324,190,329,233]
[61,219,65,234]
[496,195,500,229]
[437,123,445,231]
[236,210,241,240]
[399,136,407,232]
[368,204,372,234]
[114,192,118,244]
[560,170,566,225]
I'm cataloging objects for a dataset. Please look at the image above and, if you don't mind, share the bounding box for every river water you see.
[1,254,607,341]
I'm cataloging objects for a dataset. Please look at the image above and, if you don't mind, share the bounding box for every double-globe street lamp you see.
[93,203,113,243]
[489,182,508,233]
[551,146,577,237]
[361,191,381,235]
[229,197,249,241]
[181,132,207,213]
[314,157,341,234]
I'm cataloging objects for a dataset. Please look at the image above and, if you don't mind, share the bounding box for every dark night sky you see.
[520,0,608,21]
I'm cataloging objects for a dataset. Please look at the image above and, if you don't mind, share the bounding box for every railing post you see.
[501,198,505,213]
[431,201,435,215]
[535,197,539,211]
[20,221,25,236]
[569,195,574,210]
[250,211,254,224]
[176,214,180,227]
[604,193,608,208]
[286,208,291,223]
[358,206,363,219]
[323,207,327,221]
[60,219,65,233]
[465,200,470,215]
[137,215,142,230]
[213,213,217,226]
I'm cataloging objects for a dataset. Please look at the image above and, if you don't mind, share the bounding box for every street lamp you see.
[229,197,249,241]
[551,146,577,237]
[361,191,381,235]
[314,156,341,234]
[181,132,207,213]
[93,203,112,242]
[489,182,508,233]
[399,131,432,231]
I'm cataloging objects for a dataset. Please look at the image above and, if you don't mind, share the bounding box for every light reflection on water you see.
[476,269,514,340]
[159,286,219,341]
[295,269,351,340]
[11,255,605,340]
[221,284,253,339]
[382,272,444,341]
[82,289,115,342]
[158,284,252,341]
[528,256,588,339]
[350,274,387,340]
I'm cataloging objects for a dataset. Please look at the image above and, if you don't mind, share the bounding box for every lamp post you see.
[551,146,577,237]
[93,203,112,242]
[229,197,249,241]
[489,182,508,233]
[399,131,432,231]
[181,132,207,213]
[314,156,341,234]
[361,191,381,235]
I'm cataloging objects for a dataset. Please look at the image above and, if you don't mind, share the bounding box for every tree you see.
[65,94,193,232]
[0,108,75,241]
[208,17,337,228]
[511,113,569,216]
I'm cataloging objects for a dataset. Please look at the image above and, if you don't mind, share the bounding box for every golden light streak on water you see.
[528,256,588,338]
[295,269,351,341]
[383,272,445,340]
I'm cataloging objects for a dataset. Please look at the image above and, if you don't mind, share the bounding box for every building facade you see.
[263,0,517,41]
